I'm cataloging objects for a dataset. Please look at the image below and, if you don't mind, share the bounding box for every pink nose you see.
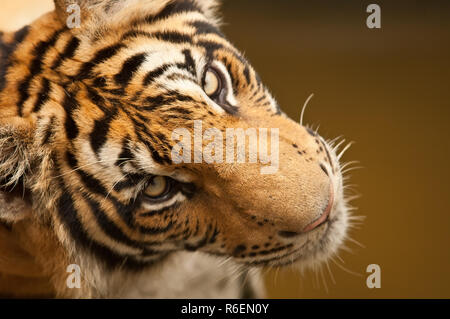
[302,185,334,233]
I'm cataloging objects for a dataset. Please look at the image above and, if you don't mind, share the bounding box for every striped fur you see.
[0,0,351,297]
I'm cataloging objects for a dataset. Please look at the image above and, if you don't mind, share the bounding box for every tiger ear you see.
[189,0,221,22]
[53,0,95,26]
[0,117,35,223]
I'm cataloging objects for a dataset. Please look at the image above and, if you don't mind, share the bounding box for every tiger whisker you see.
[337,142,354,160]
[332,139,346,153]
[105,173,130,200]
[330,255,363,277]
[325,260,336,285]
[347,214,366,221]
[339,160,361,170]
[320,265,329,293]
[344,194,362,202]
[341,166,363,174]
[346,236,366,249]
[327,135,343,147]
[52,157,132,179]
[300,93,314,126]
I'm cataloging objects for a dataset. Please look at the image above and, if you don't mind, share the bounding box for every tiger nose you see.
[302,183,334,233]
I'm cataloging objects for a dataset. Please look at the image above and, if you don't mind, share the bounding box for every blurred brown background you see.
[1,0,449,298]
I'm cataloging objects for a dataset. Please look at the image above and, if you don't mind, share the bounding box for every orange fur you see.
[0,0,350,298]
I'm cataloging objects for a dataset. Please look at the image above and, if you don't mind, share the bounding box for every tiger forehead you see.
[82,28,253,92]
[73,17,259,116]
[88,7,251,87]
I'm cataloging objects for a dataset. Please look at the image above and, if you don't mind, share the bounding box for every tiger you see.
[0,0,353,298]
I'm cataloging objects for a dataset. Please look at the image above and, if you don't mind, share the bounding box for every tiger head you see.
[0,0,351,296]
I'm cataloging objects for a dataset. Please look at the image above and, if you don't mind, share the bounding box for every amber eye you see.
[144,176,170,198]
[203,67,222,97]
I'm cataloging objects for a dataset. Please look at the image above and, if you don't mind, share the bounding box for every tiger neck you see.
[0,219,56,297]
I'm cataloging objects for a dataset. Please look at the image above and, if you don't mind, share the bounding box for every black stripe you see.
[0,26,30,92]
[192,219,200,236]
[249,87,260,100]
[76,43,125,79]
[255,95,266,104]
[143,90,195,111]
[224,58,240,91]
[84,195,159,255]
[120,110,170,165]
[144,140,170,165]
[32,77,51,113]
[243,66,251,85]
[73,168,109,197]
[133,120,170,165]
[28,30,64,86]
[99,87,125,96]
[155,132,171,154]
[92,76,107,88]
[41,115,56,145]
[195,40,223,60]
[61,93,80,140]
[17,28,64,116]
[184,229,209,251]
[144,94,177,110]
[121,29,150,41]
[142,50,196,86]
[143,63,171,86]
[113,173,146,192]
[114,53,147,86]
[86,87,106,108]
[139,203,180,218]
[122,30,192,44]
[248,244,294,257]
[115,139,134,167]
[208,225,219,244]
[139,220,175,235]
[165,106,192,115]
[196,40,250,77]
[56,184,154,270]
[71,166,135,228]
[51,36,80,69]
[165,114,191,120]
[132,0,202,27]
[178,49,196,76]
[14,25,30,43]
[154,31,193,43]
[121,29,154,41]
[244,244,301,266]
[65,150,78,170]
[90,106,119,155]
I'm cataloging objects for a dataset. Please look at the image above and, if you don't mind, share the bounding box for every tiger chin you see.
[0,0,351,298]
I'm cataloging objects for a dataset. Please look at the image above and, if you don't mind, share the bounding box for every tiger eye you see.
[203,68,221,97]
[144,176,169,198]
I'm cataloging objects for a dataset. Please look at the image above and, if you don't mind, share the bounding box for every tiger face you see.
[0,0,351,292]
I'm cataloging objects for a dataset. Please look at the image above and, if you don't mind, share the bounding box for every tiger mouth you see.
[240,216,339,267]
[302,183,334,233]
